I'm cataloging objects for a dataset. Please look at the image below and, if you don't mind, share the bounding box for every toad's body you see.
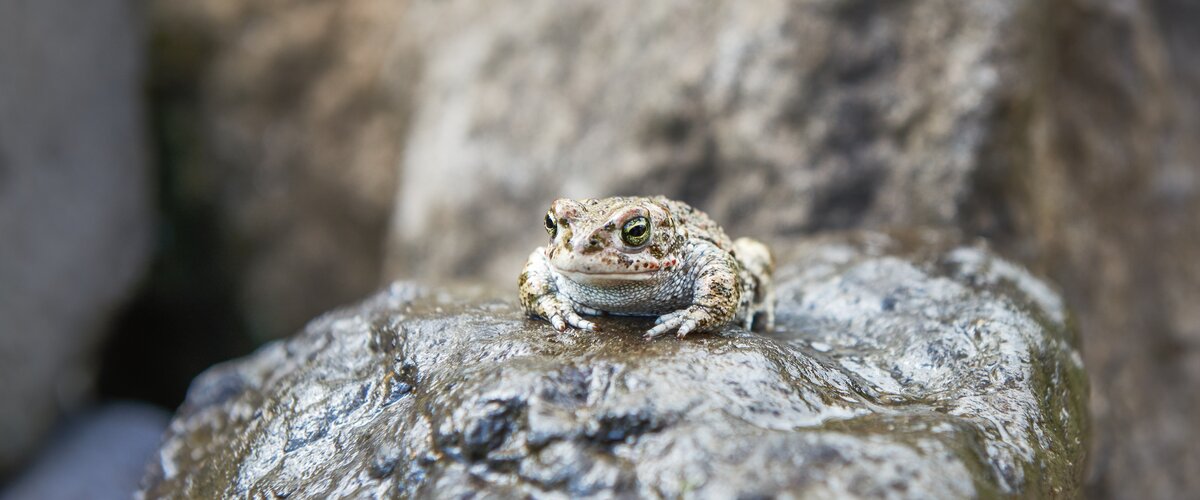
[519,196,774,338]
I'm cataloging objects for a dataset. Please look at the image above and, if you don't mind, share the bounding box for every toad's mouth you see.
[555,267,661,282]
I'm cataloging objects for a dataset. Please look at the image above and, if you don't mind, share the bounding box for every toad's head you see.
[542,196,685,284]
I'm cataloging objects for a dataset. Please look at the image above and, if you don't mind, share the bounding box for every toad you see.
[519,196,774,339]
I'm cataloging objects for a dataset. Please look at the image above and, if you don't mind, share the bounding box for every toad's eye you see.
[621,216,651,246]
[544,212,557,237]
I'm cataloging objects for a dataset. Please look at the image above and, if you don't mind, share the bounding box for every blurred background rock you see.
[0,0,154,477]
[0,0,1196,498]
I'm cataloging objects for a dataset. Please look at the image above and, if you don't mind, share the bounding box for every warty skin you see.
[519,196,774,339]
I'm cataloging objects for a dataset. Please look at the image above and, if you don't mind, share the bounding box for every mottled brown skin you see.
[519,196,774,339]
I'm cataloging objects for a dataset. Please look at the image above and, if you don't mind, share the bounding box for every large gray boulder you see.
[379,1,1200,496]
[144,0,1200,495]
[141,233,1088,497]
[0,0,152,472]
[387,0,1026,286]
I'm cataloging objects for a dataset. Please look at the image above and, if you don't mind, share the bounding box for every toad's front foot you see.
[645,305,719,339]
[532,293,598,332]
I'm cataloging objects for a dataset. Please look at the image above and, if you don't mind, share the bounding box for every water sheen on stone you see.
[140,233,1088,498]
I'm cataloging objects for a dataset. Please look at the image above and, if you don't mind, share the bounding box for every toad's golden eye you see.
[544,212,556,237]
[621,216,650,246]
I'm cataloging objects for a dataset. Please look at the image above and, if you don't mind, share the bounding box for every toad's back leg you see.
[732,237,774,331]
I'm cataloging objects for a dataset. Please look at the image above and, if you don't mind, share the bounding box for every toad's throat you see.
[554,267,661,282]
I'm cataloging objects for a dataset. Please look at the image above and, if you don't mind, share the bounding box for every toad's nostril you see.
[574,234,604,254]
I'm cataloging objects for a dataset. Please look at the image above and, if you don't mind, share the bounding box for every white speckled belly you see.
[554,271,693,315]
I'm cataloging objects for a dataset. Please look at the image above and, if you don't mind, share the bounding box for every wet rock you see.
[0,0,152,472]
[141,233,1088,497]
[140,0,1200,494]
[378,2,1200,495]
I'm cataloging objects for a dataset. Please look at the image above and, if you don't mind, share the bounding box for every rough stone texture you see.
[0,0,152,473]
[140,0,1200,495]
[379,1,1200,497]
[141,234,1088,498]
[388,0,1027,286]
[148,0,411,339]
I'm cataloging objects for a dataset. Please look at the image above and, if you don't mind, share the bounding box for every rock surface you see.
[0,0,152,472]
[142,0,1200,495]
[378,1,1200,496]
[388,0,1026,287]
[141,234,1088,497]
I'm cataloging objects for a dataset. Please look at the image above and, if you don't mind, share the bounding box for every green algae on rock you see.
[140,233,1088,498]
